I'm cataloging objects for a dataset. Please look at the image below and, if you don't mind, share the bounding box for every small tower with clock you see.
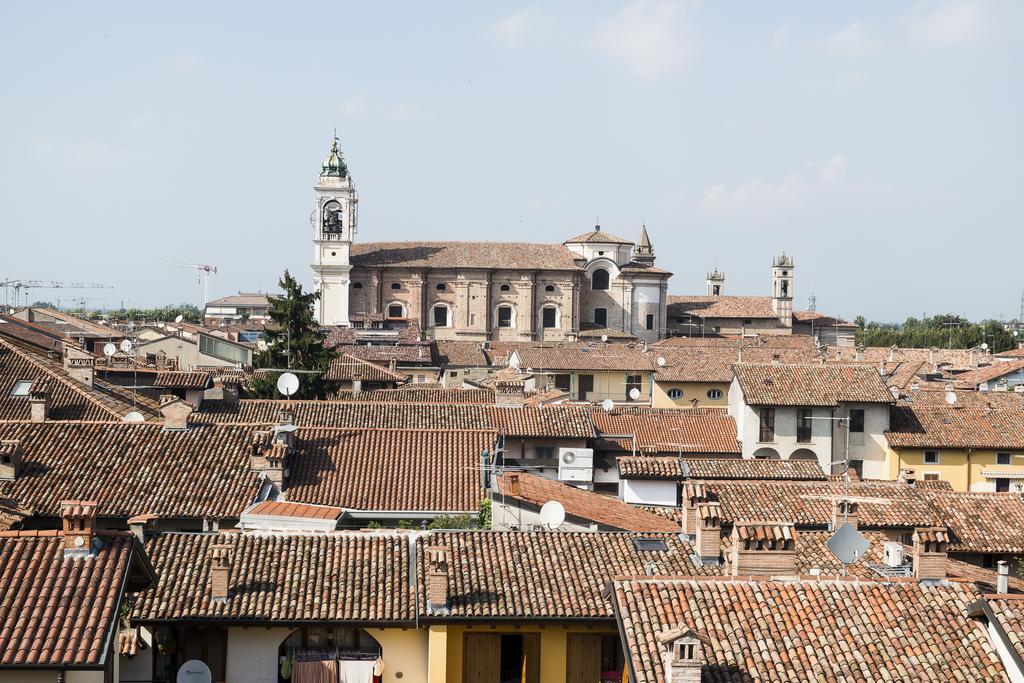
[311,136,357,326]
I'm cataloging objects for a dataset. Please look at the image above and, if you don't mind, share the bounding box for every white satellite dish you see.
[120,339,133,353]
[123,411,145,423]
[256,339,268,351]
[981,343,988,350]
[177,660,212,683]
[601,398,615,412]
[945,391,958,406]
[656,356,666,367]
[102,342,117,357]
[174,315,184,324]
[601,334,608,342]
[277,372,300,398]
[629,387,641,401]
[539,500,565,530]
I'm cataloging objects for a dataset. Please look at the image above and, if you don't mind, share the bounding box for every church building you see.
[310,139,671,342]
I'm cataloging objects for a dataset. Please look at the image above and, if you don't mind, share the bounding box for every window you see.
[759,407,775,442]
[500,284,511,292]
[646,314,654,330]
[545,285,555,292]
[436,283,446,291]
[432,305,448,327]
[497,306,513,328]
[712,285,721,296]
[923,472,940,481]
[387,304,404,318]
[390,282,401,290]
[542,307,557,329]
[578,374,594,401]
[632,538,668,552]
[593,308,607,327]
[996,478,1011,492]
[625,374,642,401]
[10,380,31,397]
[554,374,571,391]
[667,388,683,400]
[797,408,812,443]
[706,389,723,400]
[592,268,610,290]
[849,409,865,433]
[997,452,1012,465]
[534,446,555,461]
[923,450,940,465]
[850,459,864,478]
[352,282,363,289]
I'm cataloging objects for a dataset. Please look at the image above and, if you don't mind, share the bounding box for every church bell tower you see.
[311,137,357,326]
[771,252,794,327]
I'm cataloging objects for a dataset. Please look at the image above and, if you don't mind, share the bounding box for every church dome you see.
[321,138,348,178]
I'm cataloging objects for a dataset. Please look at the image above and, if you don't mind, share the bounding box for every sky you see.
[1,1,1021,322]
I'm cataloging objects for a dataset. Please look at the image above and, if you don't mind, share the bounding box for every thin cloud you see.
[822,23,881,58]
[490,9,552,48]
[699,157,849,216]
[909,2,983,46]
[593,0,696,80]
[341,93,370,118]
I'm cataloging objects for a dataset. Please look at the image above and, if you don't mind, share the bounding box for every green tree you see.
[249,270,337,399]
[427,513,476,530]
[477,498,492,530]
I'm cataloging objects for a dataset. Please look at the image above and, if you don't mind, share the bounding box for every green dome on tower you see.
[320,137,348,178]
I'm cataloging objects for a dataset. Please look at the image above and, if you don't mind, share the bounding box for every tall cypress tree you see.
[250,270,337,399]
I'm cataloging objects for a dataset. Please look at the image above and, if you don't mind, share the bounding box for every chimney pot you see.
[209,543,233,602]
[998,561,1010,594]
[0,440,23,481]
[832,499,859,530]
[730,521,798,577]
[694,502,722,564]
[29,381,50,423]
[682,483,708,537]
[426,545,451,611]
[60,500,98,558]
[62,344,95,387]
[658,628,704,683]
[912,527,948,581]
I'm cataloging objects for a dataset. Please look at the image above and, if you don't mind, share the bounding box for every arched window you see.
[352,282,363,289]
[592,269,609,290]
[391,283,401,290]
[432,304,449,327]
[436,283,446,291]
[500,284,511,292]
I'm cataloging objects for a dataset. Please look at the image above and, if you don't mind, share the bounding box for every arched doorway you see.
[789,448,818,461]
[752,447,781,460]
[279,627,381,682]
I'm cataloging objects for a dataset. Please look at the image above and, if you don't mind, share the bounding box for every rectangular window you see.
[387,304,403,318]
[797,408,812,443]
[10,380,32,397]
[997,452,1012,466]
[759,407,775,442]
[578,374,594,401]
[534,446,555,461]
[849,409,865,433]
[542,307,557,329]
[923,450,939,465]
[554,374,571,391]
[497,306,513,328]
[996,478,1011,492]
[625,374,642,401]
[923,472,940,481]
[645,313,654,330]
[593,308,607,327]
[432,306,448,327]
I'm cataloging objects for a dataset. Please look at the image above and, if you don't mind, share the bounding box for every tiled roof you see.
[903,389,1024,410]
[434,340,491,367]
[351,241,581,270]
[887,404,1024,449]
[791,309,857,327]
[286,429,493,512]
[613,576,1002,683]
[330,342,433,365]
[733,363,894,406]
[335,387,495,403]
[881,360,927,389]
[195,400,591,438]
[653,335,818,350]
[564,227,633,244]
[828,345,995,372]
[651,346,818,382]
[985,598,1024,663]
[951,358,1024,386]
[0,530,155,667]
[117,628,140,657]
[0,422,262,519]
[152,370,212,389]
[590,409,740,454]
[245,500,344,521]
[325,354,409,383]
[205,293,280,307]
[511,344,655,371]
[922,490,1024,553]
[667,295,779,320]
[617,456,826,481]
[999,348,1024,358]
[134,531,413,624]
[420,531,710,619]
[0,315,68,352]
[0,497,30,530]
[496,472,678,532]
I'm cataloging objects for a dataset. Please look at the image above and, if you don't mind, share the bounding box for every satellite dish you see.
[123,411,145,423]
[256,339,268,351]
[827,522,871,564]
[120,339,133,353]
[277,372,300,398]
[629,387,641,400]
[601,334,608,342]
[539,501,565,530]
[945,391,958,406]
[657,356,666,367]
[174,315,184,324]
[601,398,615,412]
[981,343,988,350]
[103,342,117,357]
[177,660,212,683]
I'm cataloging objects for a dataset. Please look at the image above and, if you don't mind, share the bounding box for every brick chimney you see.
[682,483,708,537]
[264,443,287,489]
[694,502,722,564]
[209,544,233,602]
[28,380,50,423]
[61,500,98,558]
[273,409,296,448]
[160,396,193,430]
[495,379,526,406]
[729,521,797,577]
[855,345,864,363]
[913,527,948,581]
[658,627,704,683]
[0,440,23,481]
[426,545,450,612]
[62,344,95,387]
[898,468,917,486]
[831,499,859,530]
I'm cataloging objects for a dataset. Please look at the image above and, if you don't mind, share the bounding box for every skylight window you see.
[10,380,32,397]
[633,538,668,552]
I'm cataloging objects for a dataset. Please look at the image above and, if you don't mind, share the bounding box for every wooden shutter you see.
[523,633,541,683]
[566,634,603,683]
[463,633,501,683]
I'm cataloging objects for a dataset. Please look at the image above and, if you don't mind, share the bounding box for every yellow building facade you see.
[885,446,1024,492]
[651,380,730,408]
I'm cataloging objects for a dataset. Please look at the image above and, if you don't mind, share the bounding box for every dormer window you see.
[10,380,31,397]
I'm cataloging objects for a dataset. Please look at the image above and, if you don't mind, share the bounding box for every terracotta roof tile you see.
[337,388,495,403]
[734,363,894,406]
[667,295,779,320]
[325,354,409,383]
[352,241,581,270]
[950,358,1024,386]
[564,228,633,244]
[152,371,212,390]
[590,409,740,454]
[651,346,819,382]
[922,490,1024,553]
[510,344,655,371]
[245,500,344,521]
[617,456,826,481]
[887,404,1024,449]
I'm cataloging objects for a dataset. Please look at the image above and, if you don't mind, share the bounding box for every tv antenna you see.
[162,262,219,306]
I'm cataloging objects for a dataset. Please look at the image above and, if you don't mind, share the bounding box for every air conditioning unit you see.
[558,448,594,482]
[883,542,905,568]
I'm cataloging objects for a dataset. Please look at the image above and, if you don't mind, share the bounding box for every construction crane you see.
[0,280,112,309]
[162,262,218,306]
